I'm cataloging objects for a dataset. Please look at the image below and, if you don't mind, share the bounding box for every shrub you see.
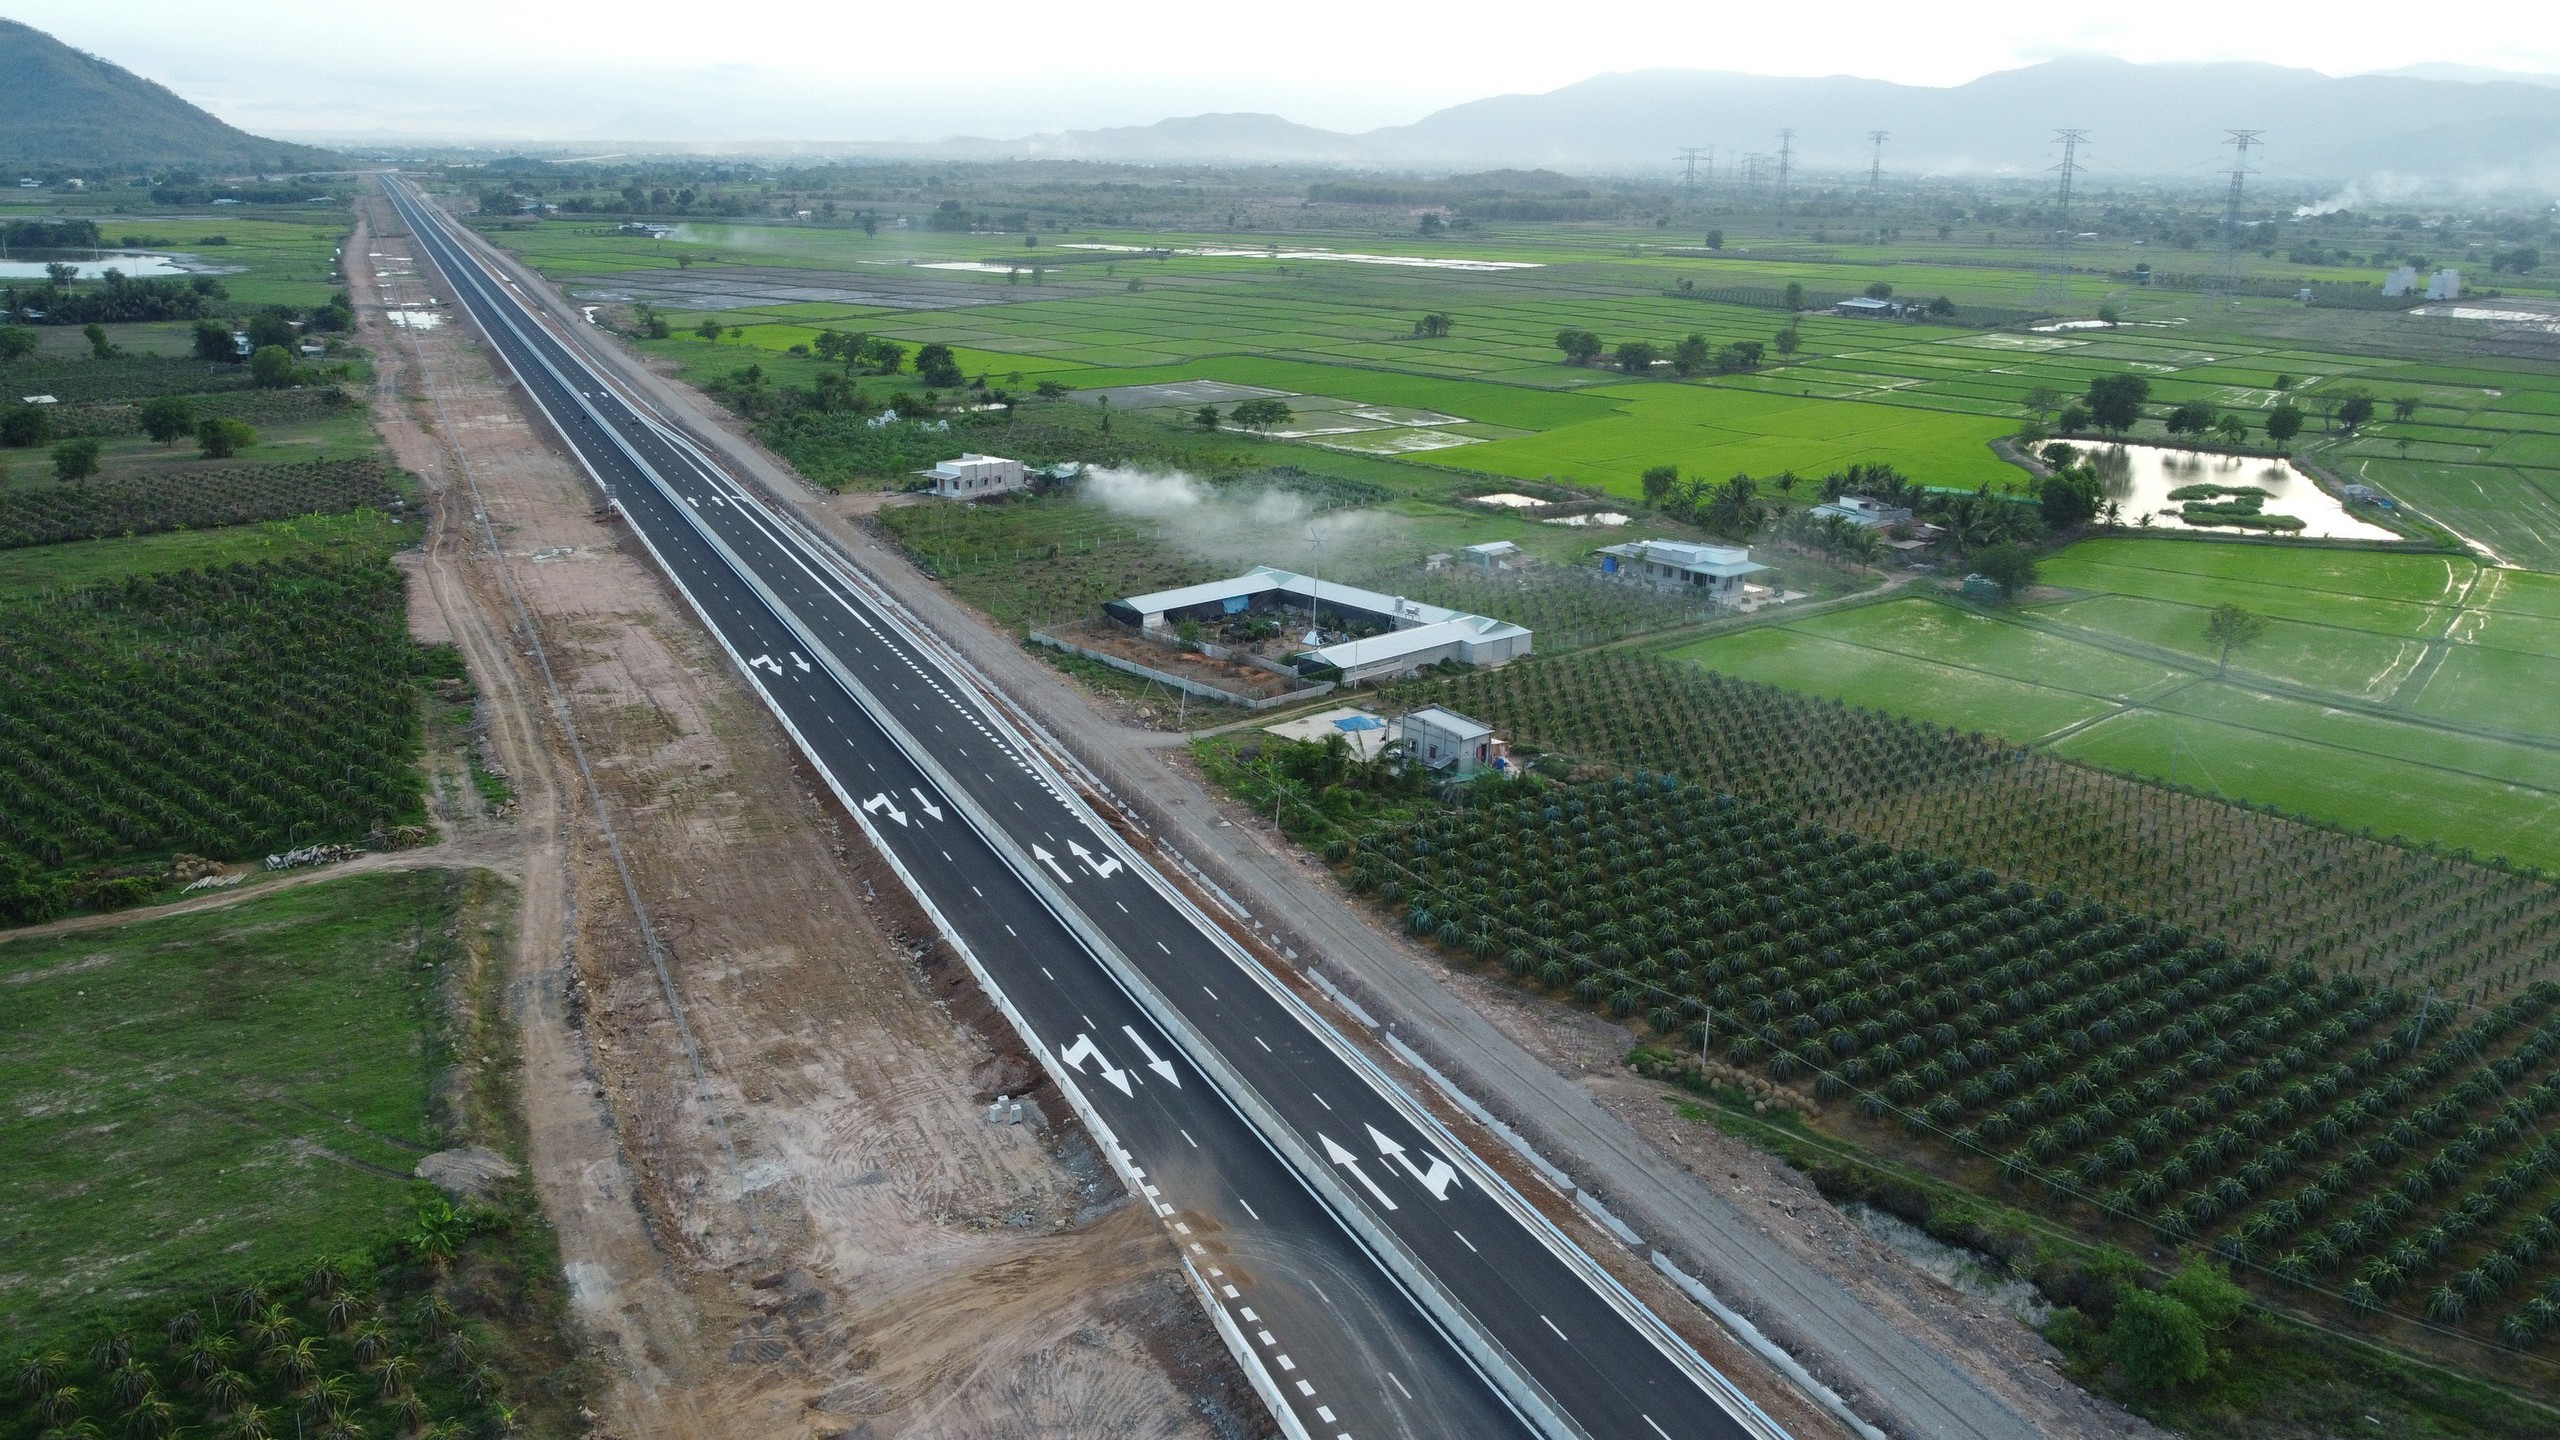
[197,417,257,458]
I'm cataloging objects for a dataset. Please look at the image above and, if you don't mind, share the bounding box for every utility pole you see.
[1865,130,1888,243]
[2033,128,2089,312]
[1677,147,1708,201]
[2209,130,2263,304]
[1774,128,1795,236]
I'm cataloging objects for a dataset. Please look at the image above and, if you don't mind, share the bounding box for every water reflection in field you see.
[2063,442,2401,541]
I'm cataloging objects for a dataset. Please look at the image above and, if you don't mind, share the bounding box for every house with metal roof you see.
[1595,539,1769,603]
[1102,566,1530,684]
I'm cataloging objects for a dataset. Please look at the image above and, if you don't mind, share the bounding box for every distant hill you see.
[898,59,2560,189]
[0,18,341,174]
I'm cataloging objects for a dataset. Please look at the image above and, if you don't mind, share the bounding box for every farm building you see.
[1596,539,1768,603]
[1808,495,1913,528]
[1102,566,1531,685]
[922,453,1028,498]
[1833,295,1910,319]
[1398,705,1507,777]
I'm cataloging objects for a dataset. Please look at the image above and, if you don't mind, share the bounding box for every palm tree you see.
[176,1335,236,1384]
[162,1313,201,1348]
[371,1355,417,1401]
[324,1290,370,1336]
[39,1385,87,1426]
[218,1402,274,1440]
[240,1306,296,1357]
[300,1373,356,1428]
[350,1319,394,1367]
[305,1257,347,1304]
[107,1361,155,1411]
[90,1335,134,1373]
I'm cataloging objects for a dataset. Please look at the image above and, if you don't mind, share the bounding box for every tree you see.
[2162,1255,2248,1332]
[0,325,36,362]
[2212,413,2249,447]
[1417,211,1445,235]
[2392,395,2421,423]
[1193,404,1220,430]
[1670,334,1712,376]
[1555,328,1604,365]
[695,319,724,342]
[1412,312,1453,338]
[1229,397,1293,432]
[1774,324,1800,356]
[2038,465,2104,528]
[196,417,256,458]
[1864,280,1894,300]
[2333,388,2376,432]
[1,404,53,448]
[249,344,296,388]
[2097,304,2122,325]
[914,342,965,388]
[244,312,295,351]
[2085,373,2151,434]
[1783,281,1805,310]
[2203,604,2268,675]
[139,395,195,446]
[82,323,113,359]
[1972,542,2038,597]
[1614,340,1661,375]
[1704,228,1724,250]
[2023,385,2064,423]
[1701,474,1764,537]
[1715,340,1765,372]
[1641,464,1681,508]
[2109,1288,2210,1390]
[1034,379,1068,398]
[2056,403,2092,433]
[192,317,236,362]
[51,436,101,480]
[2264,402,2304,446]
[1927,295,1956,316]
[44,261,78,286]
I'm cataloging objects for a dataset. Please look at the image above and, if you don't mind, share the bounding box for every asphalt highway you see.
[384,177,1789,1440]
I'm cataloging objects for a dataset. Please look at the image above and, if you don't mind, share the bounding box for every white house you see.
[1596,539,1769,602]
[922,453,1028,498]
[2382,266,2418,298]
[1808,495,1912,528]
[1398,705,1506,777]
[2425,268,2463,301]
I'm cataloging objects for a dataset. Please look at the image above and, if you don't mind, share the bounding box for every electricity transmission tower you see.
[1864,131,1888,243]
[2207,130,2263,303]
[1741,153,1767,209]
[1677,147,1710,200]
[1773,128,1796,235]
[2032,128,2089,311]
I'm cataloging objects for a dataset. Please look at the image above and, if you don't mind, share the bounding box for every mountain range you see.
[0,18,338,174]
[825,59,2560,191]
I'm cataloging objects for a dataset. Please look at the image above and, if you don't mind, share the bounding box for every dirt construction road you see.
[354,195,1262,1440]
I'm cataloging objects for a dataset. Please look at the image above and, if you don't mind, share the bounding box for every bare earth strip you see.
[429,211,2170,1440]
[353,195,1259,1440]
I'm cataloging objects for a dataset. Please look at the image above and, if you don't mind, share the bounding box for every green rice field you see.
[1671,537,2560,871]
[478,214,2560,516]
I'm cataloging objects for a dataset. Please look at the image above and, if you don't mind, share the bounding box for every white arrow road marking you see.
[749,653,783,674]
[1069,840,1123,878]
[1367,1123,1461,1200]
[1058,1033,1132,1096]
[1121,1025,1181,1086]
[1319,1133,1398,1210]
[910,788,945,821]
[1031,844,1074,884]
[861,793,908,826]
[790,651,811,673]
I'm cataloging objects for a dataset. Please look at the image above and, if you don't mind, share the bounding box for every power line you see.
[2033,128,2090,312]
[1774,128,1796,236]
[1676,147,1710,200]
[1865,130,1889,243]
[2209,129,2264,304]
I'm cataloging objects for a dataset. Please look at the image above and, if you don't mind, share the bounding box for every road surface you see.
[383,177,1791,1440]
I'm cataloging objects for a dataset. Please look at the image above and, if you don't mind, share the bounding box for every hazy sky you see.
[12,0,2557,140]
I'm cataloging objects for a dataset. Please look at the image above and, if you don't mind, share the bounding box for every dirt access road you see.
[353,194,1261,1440]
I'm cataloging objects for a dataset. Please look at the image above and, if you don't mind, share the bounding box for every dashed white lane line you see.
[1540,1314,1568,1342]
[1294,1380,1315,1397]
[1181,1129,1198,1148]
[1202,985,1218,1000]
[1254,1036,1272,1052]
[1386,1372,1412,1399]
[1644,1417,1672,1440]
[1312,1091,1331,1111]
[1453,1230,1477,1253]
[1238,1196,1260,1220]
